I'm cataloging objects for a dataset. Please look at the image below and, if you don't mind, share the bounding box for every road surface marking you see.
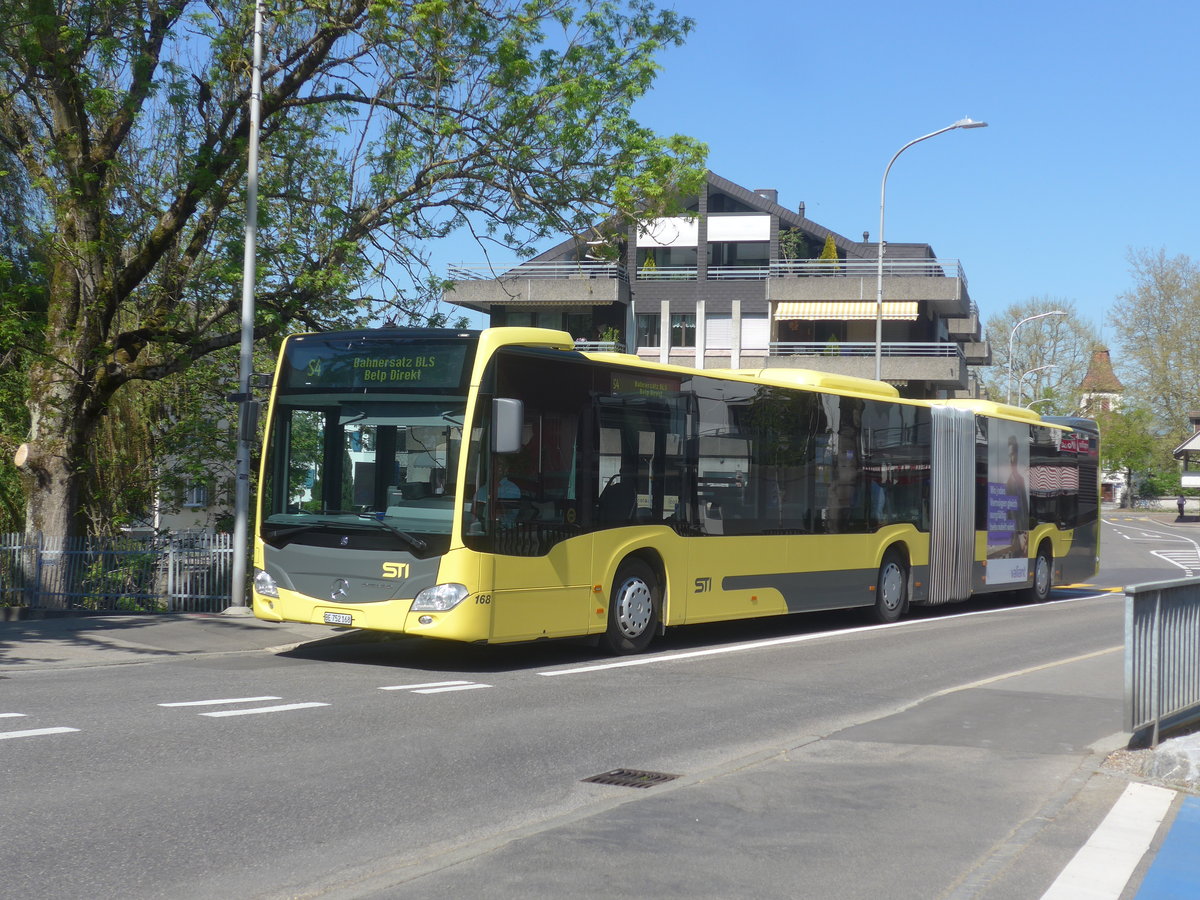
[538,592,1113,677]
[0,713,27,718]
[379,681,473,691]
[1152,550,1200,575]
[201,702,329,718]
[158,696,282,707]
[1133,795,1200,898]
[1040,782,1174,900]
[411,683,492,694]
[0,727,80,741]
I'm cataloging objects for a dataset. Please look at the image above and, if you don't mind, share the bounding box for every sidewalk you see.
[0,608,351,671]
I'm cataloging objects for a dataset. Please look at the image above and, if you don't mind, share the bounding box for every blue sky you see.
[441,0,1199,342]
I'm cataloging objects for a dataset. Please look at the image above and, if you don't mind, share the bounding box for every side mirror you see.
[239,400,261,443]
[492,398,524,454]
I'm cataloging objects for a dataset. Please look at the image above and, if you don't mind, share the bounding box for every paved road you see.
[1,514,1197,899]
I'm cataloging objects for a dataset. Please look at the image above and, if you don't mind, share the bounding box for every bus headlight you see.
[411,583,469,612]
[253,568,279,598]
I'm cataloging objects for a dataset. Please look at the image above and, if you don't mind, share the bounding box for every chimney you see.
[754,188,778,204]
[797,201,806,218]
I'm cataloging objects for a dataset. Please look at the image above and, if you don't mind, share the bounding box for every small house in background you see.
[1079,348,1126,503]
[1172,412,1200,490]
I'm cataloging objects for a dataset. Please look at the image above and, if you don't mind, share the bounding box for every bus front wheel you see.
[873,550,908,624]
[1025,545,1053,603]
[602,558,659,654]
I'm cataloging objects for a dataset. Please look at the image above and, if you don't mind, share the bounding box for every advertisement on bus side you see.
[985,420,1030,585]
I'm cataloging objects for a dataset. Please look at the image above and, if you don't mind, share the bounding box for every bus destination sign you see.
[284,342,469,391]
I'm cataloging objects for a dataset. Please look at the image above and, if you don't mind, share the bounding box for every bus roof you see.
[930,398,1060,427]
[574,350,904,402]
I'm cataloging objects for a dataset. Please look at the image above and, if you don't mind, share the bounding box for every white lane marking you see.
[412,683,492,694]
[158,696,282,708]
[0,727,80,741]
[538,592,1113,677]
[201,702,329,718]
[0,713,27,718]
[378,681,473,691]
[1039,782,1175,900]
[1152,550,1200,575]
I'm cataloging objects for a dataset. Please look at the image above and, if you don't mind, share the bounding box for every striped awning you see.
[773,301,919,321]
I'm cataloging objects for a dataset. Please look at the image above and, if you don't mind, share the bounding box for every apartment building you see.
[445,171,989,398]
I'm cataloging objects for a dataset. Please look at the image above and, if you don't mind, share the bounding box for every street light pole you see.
[1016,363,1059,407]
[875,118,988,382]
[1006,311,1067,405]
[228,0,265,612]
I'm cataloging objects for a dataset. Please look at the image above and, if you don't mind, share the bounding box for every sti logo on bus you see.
[382,562,411,579]
[694,577,712,593]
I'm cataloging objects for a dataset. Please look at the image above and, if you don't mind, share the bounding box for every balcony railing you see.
[771,258,965,281]
[708,265,769,280]
[571,340,626,353]
[448,261,627,281]
[448,257,966,286]
[634,266,698,281]
[769,342,964,358]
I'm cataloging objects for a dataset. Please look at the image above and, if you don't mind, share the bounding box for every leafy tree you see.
[981,297,1100,412]
[1109,249,1200,432]
[778,228,809,261]
[817,234,839,270]
[1093,405,1172,506]
[0,0,707,539]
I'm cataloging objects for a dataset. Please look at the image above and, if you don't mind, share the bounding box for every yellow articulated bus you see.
[252,327,1099,653]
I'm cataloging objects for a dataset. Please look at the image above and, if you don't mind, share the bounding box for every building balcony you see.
[767,258,972,318]
[444,261,629,310]
[765,341,967,387]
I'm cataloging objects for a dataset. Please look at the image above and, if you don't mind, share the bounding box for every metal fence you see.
[1125,576,1200,746]
[0,532,235,613]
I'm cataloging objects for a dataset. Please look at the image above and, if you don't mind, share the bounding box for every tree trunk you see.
[17,357,97,541]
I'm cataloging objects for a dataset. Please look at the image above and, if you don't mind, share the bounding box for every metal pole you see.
[875,118,987,382]
[1006,310,1067,405]
[228,0,265,612]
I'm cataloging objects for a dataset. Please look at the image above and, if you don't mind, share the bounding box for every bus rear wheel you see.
[601,558,659,654]
[872,550,908,624]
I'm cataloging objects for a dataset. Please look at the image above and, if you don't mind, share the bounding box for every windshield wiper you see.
[265,516,427,551]
[355,514,428,551]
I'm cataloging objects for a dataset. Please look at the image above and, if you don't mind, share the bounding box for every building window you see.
[636,313,661,347]
[742,314,769,351]
[503,309,563,330]
[671,314,696,348]
[183,481,209,508]
[706,315,732,350]
[708,241,769,267]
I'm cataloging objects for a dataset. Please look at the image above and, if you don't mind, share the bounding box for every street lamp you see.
[875,118,988,381]
[229,0,266,612]
[1007,311,1067,405]
[1017,364,1059,407]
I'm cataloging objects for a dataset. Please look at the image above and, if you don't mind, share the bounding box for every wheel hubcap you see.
[1036,556,1050,596]
[615,577,653,638]
[880,562,904,611]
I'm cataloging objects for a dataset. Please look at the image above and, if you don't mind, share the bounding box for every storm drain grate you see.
[582,768,680,789]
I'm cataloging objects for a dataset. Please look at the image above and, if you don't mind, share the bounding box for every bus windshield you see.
[261,397,465,551]
[258,331,477,553]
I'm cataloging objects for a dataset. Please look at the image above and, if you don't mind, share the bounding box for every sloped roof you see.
[1080,348,1124,393]
[526,170,914,263]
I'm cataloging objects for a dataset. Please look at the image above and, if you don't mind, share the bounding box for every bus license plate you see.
[323,612,353,626]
